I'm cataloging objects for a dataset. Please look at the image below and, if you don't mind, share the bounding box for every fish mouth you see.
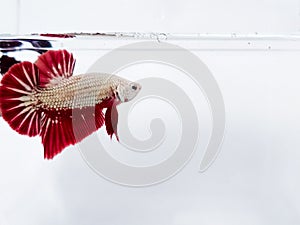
[115,91,128,102]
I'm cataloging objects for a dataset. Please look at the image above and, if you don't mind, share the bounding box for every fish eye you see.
[131,85,137,90]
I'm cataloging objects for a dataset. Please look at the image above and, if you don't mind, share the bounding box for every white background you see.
[0,0,300,34]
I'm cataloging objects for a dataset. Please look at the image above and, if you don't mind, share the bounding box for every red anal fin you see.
[105,104,119,141]
[41,104,105,159]
[71,104,105,143]
[35,50,75,88]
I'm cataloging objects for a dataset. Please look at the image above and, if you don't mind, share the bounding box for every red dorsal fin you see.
[35,50,75,88]
[0,62,41,136]
[40,104,105,159]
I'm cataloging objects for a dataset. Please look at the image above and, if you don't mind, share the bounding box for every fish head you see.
[116,81,142,102]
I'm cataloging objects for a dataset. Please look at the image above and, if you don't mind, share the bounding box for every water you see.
[1,33,300,225]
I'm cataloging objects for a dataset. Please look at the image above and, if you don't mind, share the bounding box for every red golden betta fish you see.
[0,50,141,159]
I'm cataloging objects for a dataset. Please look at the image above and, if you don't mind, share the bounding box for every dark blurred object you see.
[0,39,53,75]
[0,55,20,75]
[0,40,22,49]
[0,39,52,54]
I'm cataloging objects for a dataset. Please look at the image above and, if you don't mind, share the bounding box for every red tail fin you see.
[0,62,41,136]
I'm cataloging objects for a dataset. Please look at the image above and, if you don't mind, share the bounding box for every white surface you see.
[0,0,300,33]
[1,38,300,224]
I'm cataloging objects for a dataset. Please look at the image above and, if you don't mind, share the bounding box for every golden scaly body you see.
[36,73,125,110]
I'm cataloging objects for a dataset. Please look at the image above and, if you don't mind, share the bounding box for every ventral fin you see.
[105,104,119,141]
[35,50,75,88]
[41,104,105,159]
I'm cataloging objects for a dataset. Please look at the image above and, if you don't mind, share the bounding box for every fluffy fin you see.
[0,62,41,136]
[35,49,75,88]
[40,104,105,159]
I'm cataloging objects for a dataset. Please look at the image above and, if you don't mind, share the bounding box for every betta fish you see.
[0,50,141,159]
